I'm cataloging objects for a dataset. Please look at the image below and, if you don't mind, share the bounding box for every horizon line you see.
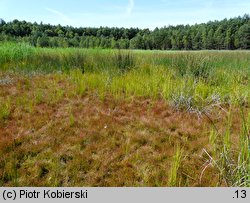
[1,13,249,30]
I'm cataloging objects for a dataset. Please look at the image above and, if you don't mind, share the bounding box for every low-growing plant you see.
[0,99,11,122]
[34,89,45,104]
[69,112,75,127]
[47,87,65,105]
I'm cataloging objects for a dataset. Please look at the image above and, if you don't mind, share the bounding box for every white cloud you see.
[45,8,73,25]
[126,0,135,16]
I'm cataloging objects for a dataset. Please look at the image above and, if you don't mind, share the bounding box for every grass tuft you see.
[168,145,184,187]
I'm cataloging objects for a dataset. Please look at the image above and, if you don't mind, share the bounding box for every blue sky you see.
[0,0,250,29]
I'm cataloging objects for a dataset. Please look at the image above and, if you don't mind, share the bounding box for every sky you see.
[0,0,250,29]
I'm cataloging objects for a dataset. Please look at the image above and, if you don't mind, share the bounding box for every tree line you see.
[0,14,250,50]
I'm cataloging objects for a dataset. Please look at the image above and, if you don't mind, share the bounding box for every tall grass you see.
[1,42,250,111]
[168,145,184,187]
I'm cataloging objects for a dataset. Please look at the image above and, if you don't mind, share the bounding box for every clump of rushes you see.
[204,105,250,186]
[235,105,250,187]
[114,50,135,74]
[171,54,213,80]
[168,145,184,186]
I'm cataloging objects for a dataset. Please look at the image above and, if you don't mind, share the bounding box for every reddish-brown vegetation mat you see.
[0,75,245,186]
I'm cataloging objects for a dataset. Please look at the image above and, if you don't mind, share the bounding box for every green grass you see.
[168,145,184,187]
[1,42,250,107]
